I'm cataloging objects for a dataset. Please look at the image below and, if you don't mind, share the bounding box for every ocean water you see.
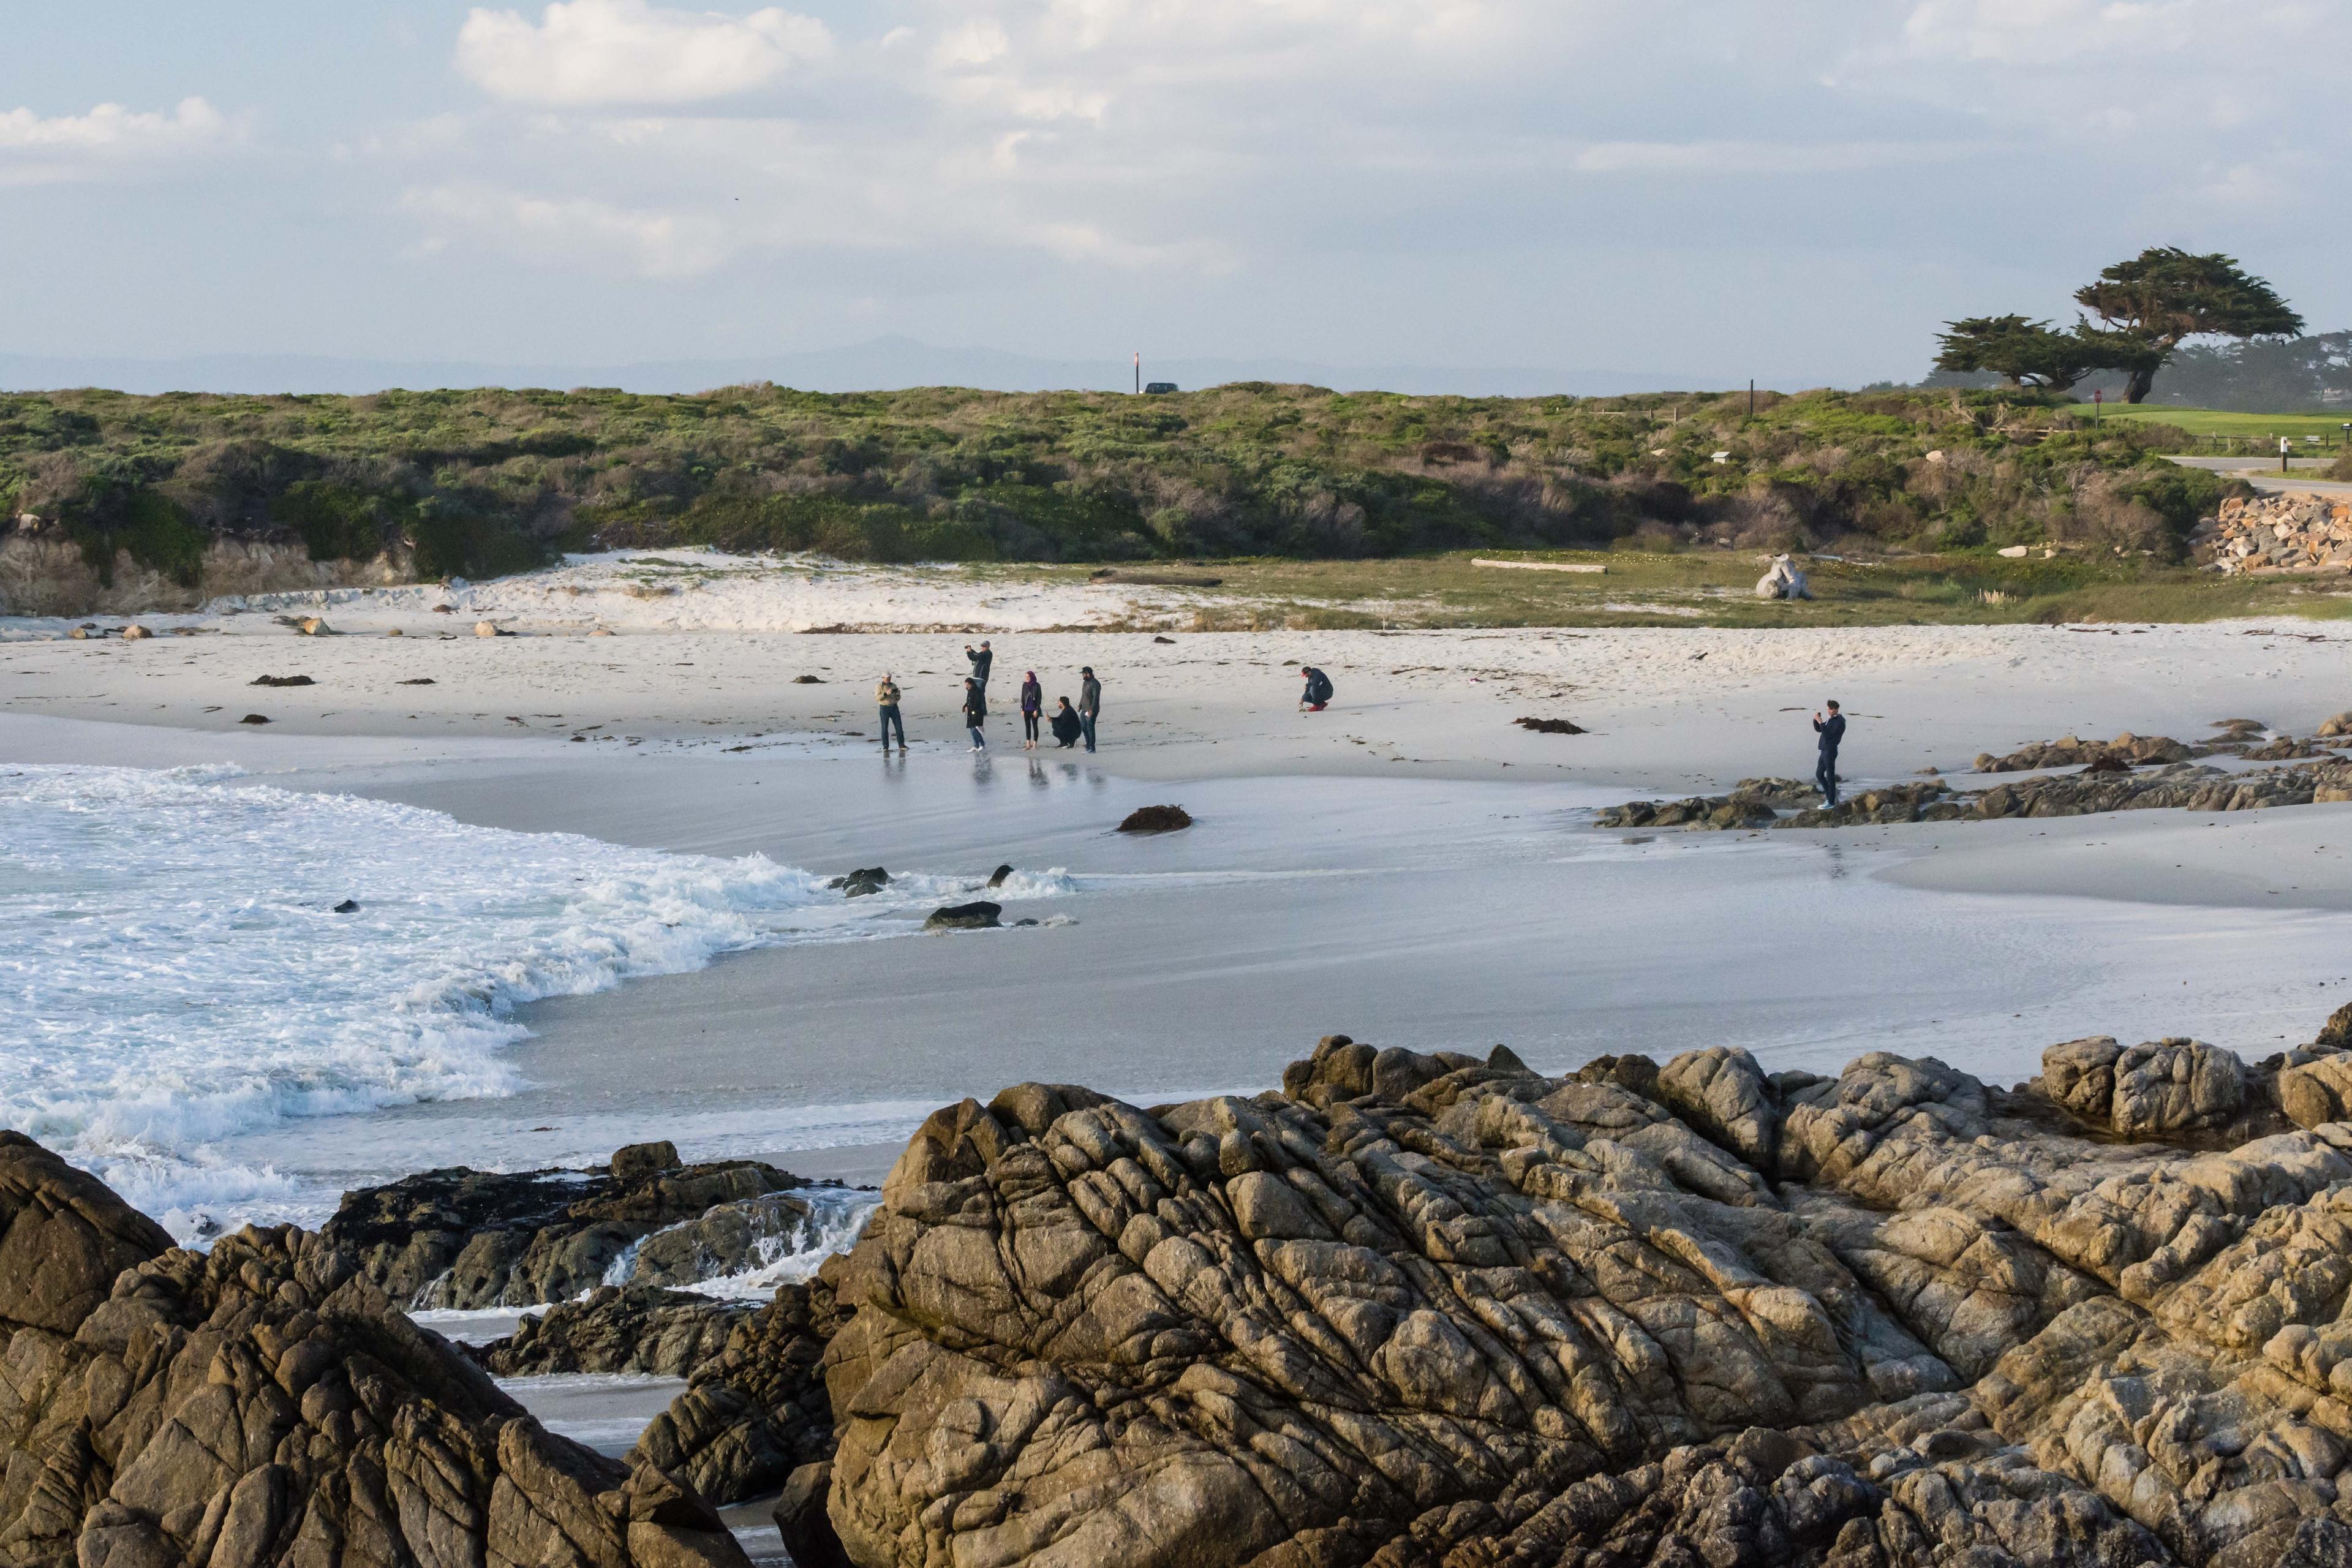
[0,762,1068,1241]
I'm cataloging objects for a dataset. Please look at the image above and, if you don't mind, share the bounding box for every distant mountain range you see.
[0,336,1733,399]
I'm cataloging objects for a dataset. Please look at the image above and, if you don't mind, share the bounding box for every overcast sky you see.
[1,1,2343,388]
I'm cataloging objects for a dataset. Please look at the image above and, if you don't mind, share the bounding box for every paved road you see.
[2165,454,2352,497]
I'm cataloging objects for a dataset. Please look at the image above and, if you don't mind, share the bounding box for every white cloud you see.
[1896,0,2203,63]
[1572,140,1972,176]
[402,182,734,277]
[293,0,2338,379]
[932,19,1012,70]
[0,97,235,186]
[456,0,831,106]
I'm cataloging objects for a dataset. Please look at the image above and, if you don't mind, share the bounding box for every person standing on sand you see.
[1814,700,1845,807]
[966,641,993,696]
[875,673,907,751]
[1298,666,1334,711]
[1077,666,1102,752]
[1019,671,1042,748]
[963,677,989,752]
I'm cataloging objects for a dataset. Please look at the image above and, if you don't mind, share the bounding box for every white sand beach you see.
[6,561,2352,1231]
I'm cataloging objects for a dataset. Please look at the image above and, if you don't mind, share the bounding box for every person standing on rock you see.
[966,641,993,696]
[1078,666,1102,752]
[1813,700,1845,807]
[876,673,907,751]
[1019,671,1042,749]
[963,677,989,752]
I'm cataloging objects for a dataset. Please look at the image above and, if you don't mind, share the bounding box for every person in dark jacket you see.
[1298,666,1334,711]
[1077,666,1101,752]
[965,641,993,695]
[963,677,988,752]
[1813,700,1845,806]
[1050,698,1083,748]
[1019,671,1042,748]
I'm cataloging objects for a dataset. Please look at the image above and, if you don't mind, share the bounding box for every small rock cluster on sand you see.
[2199,493,2352,575]
[1973,733,2195,772]
[1599,726,2352,831]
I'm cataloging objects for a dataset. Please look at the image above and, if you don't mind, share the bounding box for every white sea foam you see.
[667,1186,881,1300]
[0,763,1075,1240]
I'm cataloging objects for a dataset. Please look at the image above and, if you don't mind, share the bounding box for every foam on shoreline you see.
[0,761,1077,1241]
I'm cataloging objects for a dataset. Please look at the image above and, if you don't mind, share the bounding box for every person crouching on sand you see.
[1298,666,1333,711]
[1019,671,1042,748]
[1813,699,1845,807]
[1050,697,1082,748]
[963,677,988,752]
[875,673,906,751]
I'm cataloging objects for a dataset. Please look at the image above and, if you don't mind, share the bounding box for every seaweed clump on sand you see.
[1118,804,1193,833]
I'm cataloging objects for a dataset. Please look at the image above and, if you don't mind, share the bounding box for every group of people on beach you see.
[872,640,1102,755]
[872,643,1847,799]
[870,647,1346,757]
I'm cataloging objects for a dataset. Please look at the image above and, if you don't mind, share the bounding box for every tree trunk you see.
[2122,333,2180,404]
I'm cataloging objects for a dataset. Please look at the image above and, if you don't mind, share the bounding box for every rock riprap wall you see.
[2200,494,2352,575]
[814,1011,2352,1568]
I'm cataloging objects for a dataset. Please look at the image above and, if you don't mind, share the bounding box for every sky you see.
[1,0,2345,390]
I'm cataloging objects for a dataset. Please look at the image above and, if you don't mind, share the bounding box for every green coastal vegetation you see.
[1,243,2340,624]
[0,379,2254,585]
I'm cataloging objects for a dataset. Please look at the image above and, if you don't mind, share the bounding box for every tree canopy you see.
[1934,315,2164,394]
[1934,317,2090,390]
[1932,249,2304,404]
[2074,247,2305,402]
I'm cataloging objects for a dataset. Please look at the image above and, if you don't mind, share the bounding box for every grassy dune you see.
[981,548,2352,631]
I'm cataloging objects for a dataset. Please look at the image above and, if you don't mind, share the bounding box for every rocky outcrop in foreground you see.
[31,1005,2352,1568]
[797,1005,2352,1568]
[0,1131,745,1568]
[629,1276,845,1511]
[320,1140,813,1308]
[470,1276,846,1511]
